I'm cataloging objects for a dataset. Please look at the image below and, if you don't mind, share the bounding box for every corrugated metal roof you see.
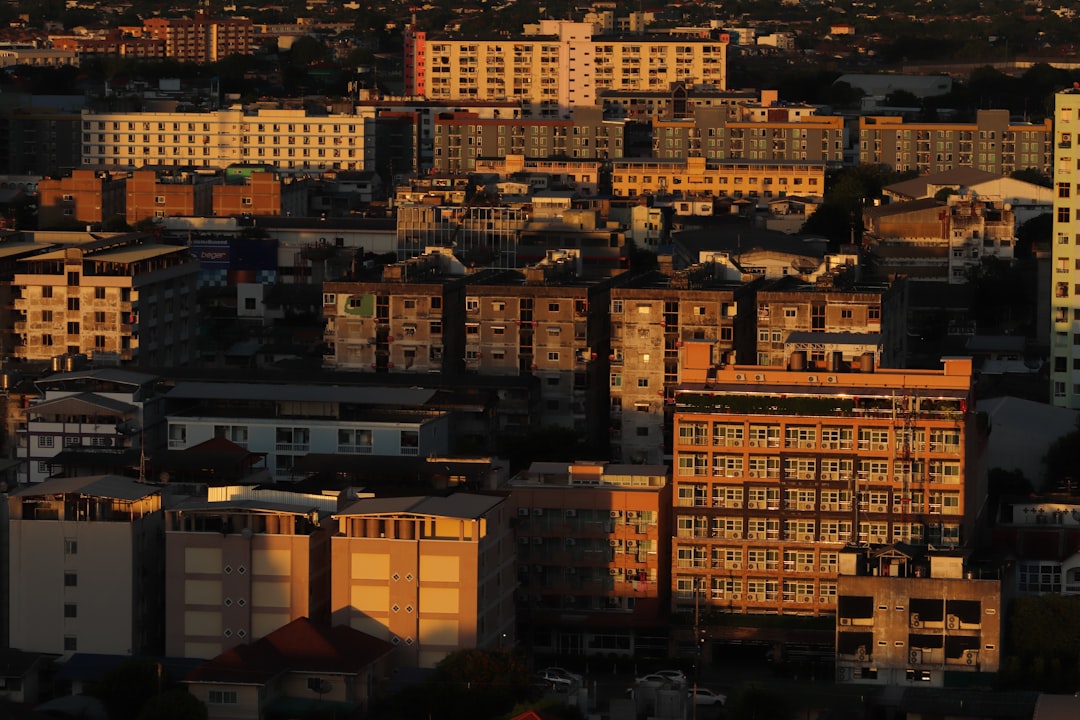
[166,382,437,406]
[32,392,137,415]
[10,474,159,501]
[335,493,503,519]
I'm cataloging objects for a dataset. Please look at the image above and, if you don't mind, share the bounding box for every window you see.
[42,286,53,298]
[67,322,80,335]
[67,297,80,311]
[67,271,79,285]
[548,302,560,312]
[65,539,77,555]
[637,377,649,388]
[64,572,77,587]
[400,430,419,455]
[208,691,238,705]
[465,297,479,312]
[64,603,77,618]
[547,351,559,361]
[38,436,55,448]
[244,298,256,311]
[1059,207,1071,223]
[95,287,106,300]
[64,636,77,651]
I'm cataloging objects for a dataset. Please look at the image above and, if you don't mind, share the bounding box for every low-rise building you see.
[37,169,128,228]
[610,157,825,202]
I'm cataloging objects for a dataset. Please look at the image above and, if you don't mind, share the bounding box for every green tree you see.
[1010,168,1052,188]
[137,690,208,720]
[89,659,165,720]
[288,35,328,66]
[1003,595,1080,690]
[1042,417,1080,492]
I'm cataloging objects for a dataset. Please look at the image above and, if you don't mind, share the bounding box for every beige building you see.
[330,494,516,668]
[164,485,338,659]
[1051,88,1080,409]
[12,233,199,366]
[80,104,377,172]
[610,157,825,201]
[836,548,1000,687]
[406,20,728,114]
[7,475,164,655]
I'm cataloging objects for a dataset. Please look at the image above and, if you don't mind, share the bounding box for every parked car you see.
[539,667,583,684]
[634,674,672,688]
[689,688,727,706]
[654,669,687,685]
[536,671,573,689]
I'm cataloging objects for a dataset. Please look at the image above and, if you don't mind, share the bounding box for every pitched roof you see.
[335,493,504,519]
[185,617,395,684]
[883,168,1000,201]
[10,474,160,502]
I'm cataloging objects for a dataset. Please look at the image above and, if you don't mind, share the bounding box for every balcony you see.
[275,442,309,452]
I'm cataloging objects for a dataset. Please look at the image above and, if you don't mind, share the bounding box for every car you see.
[539,667,583,684]
[536,671,573,689]
[689,688,727,706]
[634,673,673,688]
[654,669,687,685]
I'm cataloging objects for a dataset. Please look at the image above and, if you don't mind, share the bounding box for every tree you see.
[1010,168,1052,188]
[727,683,794,720]
[137,690,208,720]
[288,35,328,66]
[89,659,165,720]
[1003,595,1080,691]
[1042,417,1080,492]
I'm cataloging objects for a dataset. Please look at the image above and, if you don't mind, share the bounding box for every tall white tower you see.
[1051,86,1080,408]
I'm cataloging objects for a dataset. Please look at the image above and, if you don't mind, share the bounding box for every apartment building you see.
[507,461,672,658]
[38,169,128,228]
[50,31,166,60]
[8,475,164,655]
[143,13,255,63]
[989,494,1080,598]
[670,356,980,617]
[609,265,754,465]
[599,84,758,122]
[18,367,161,484]
[858,110,1052,176]
[1052,87,1080,409]
[330,494,516,668]
[80,104,377,172]
[127,167,218,225]
[395,205,528,268]
[406,20,728,114]
[836,549,1000,687]
[164,485,338,659]
[653,105,846,166]
[163,382,453,479]
[12,233,199,366]
[0,93,83,178]
[473,154,604,195]
[432,107,625,173]
[610,157,825,201]
[754,275,908,368]
[211,165,283,217]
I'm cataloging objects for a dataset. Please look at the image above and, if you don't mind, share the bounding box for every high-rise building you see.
[143,13,254,64]
[1052,88,1080,408]
[670,355,981,617]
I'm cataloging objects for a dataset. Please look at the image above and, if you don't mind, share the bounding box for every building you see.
[11,233,199,366]
[0,93,83,179]
[473,154,605,196]
[858,110,1052,176]
[406,20,728,115]
[609,157,825,202]
[183,617,396,720]
[142,13,255,63]
[7,475,164,655]
[80,104,377,173]
[330,493,516,668]
[395,205,528,268]
[38,169,128,228]
[507,461,672,658]
[670,356,981,618]
[164,485,338,659]
[599,84,758,122]
[126,167,218,225]
[989,494,1080,598]
[753,274,908,369]
[835,547,1000,687]
[1052,88,1080,409]
[163,382,454,479]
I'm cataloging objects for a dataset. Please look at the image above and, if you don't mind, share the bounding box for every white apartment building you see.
[406,20,728,115]
[1052,88,1080,408]
[80,105,377,172]
[163,383,452,479]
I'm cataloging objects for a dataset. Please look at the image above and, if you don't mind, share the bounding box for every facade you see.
[753,275,908,368]
[432,107,625,173]
[38,169,128,228]
[163,382,453,479]
[473,154,605,195]
[990,494,1080,598]
[12,234,199,366]
[599,84,758,122]
[211,166,283,217]
[164,485,337,659]
[858,110,1053,176]
[0,93,83,179]
[836,549,1000,687]
[609,157,825,201]
[127,168,218,225]
[395,205,528,267]
[1052,88,1080,409]
[80,105,377,173]
[18,367,160,485]
[7,475,164,655]
[507,461,672,658]
[330,494,516,669]
[406,20,728,114]
[143,14,255,63]
[671,356,980,617]
[609,265,752,465]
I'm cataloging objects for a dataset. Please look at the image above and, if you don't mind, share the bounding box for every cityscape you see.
[0,2,1079,720]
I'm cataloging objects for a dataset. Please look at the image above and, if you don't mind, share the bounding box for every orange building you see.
[212,168,281,217]
[38,170,128,228]
[507,461,672,658]
[143,13,254,63]
[126,168,219,225]
[330,494,516,669]
[671,351,982,620]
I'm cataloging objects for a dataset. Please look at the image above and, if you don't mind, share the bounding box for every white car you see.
[654,669,687,685]
[536,671,573,689]
[689,688,727,706]
[634,673,672,688]
[540,667,583,684]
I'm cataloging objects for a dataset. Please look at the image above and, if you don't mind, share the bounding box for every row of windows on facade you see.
[84,122,363,134]
[84,147,361,160]
[678,424,957,446]
[167,425,420,450]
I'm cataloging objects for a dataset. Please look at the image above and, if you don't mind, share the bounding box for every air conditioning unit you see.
[909,649,923,665]
[797,595,812,603]
[871,505,887,513]
[822,441,837,449]
[518,537,530,545]
[747,500,760,509]
[728,500,742,508]
[747,532,759,540]
[747,562,759,570]
[625,540,638,548]
[749,470,760,478]
[798,472,813,480]
[565,509,577,518]
[735,373,746,381]
[801,534,814,542]
[826,375,838,383]
[754,374,765,382]
[964,650,978,666]
[609,567,622,576]
[820,565,830,573]
[729,561,741,570]
[799,441,814,449]
[626,511,639,520]
[807,375,818,383]
[517,508,530,517]
[799,502,815,511]
[533,508,544,516]
[871,474,888,483]
[609,539,620,547]
[749,439,760,447]
[801,564,813,572]
[610,511,622,518]
[747,593,763,601]
[873,443,888,451]
[947,614,960,630]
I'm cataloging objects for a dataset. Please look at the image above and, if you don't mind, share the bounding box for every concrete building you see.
[405,20,728,115]
[395,205,528,268]
[990,494,1080,598]
[163,382,453,479]
[609,263,754,465]
[473,154,605,196]
[0,93,83,179]
[858,110,1053,176]
[671,356,982,618]
[12,233,199,366]
[609,157,825,202]
[753,274,908,369]
[127,167,218,225]
[507,461,672,658]
[330,493,516,668]
[164,485,338,659]
[835,548,1000,687]
[7,475,164,655]
[80,104,377,173]
[1051,87,1080,409]
[143,13,254,63]
[211,166,283,218]
[38,169,129,228]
